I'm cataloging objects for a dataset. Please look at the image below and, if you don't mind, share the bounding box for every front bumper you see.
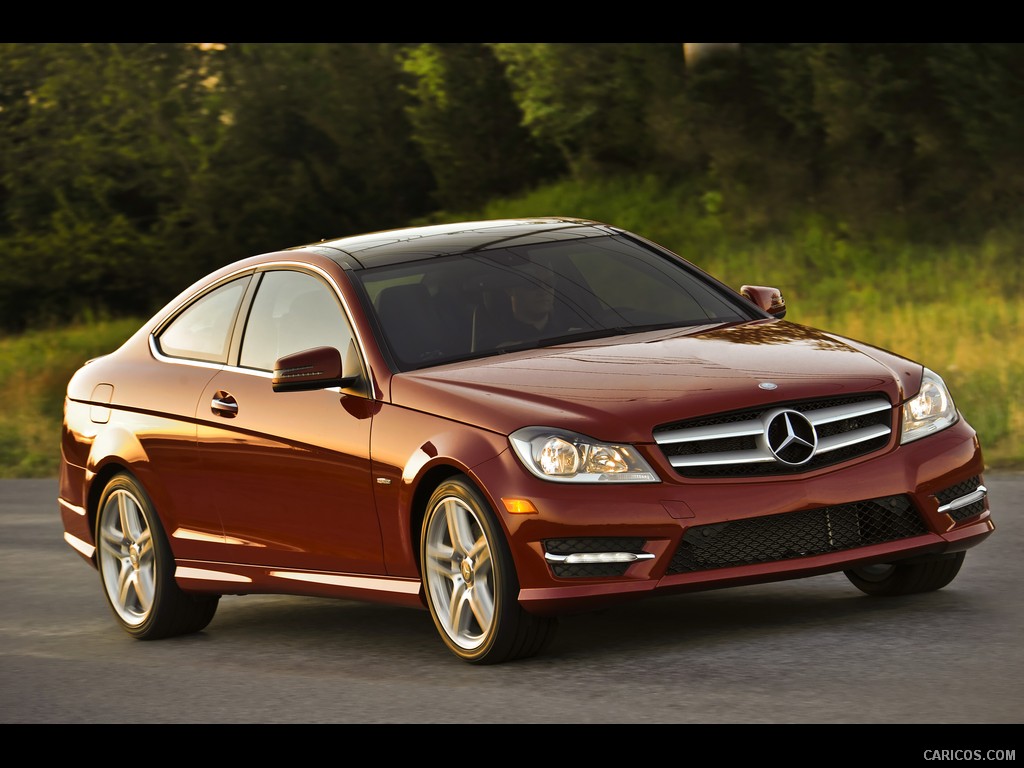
[469,417,993,616]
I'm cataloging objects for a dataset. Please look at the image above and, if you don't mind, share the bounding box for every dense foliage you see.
[2,42,1023,331]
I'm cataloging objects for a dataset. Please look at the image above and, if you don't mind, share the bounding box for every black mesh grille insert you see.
[935,476,981,505]
[544,537,645,555]
[667,495,928,574]
[550,562,634,578]
[948,500,986,523]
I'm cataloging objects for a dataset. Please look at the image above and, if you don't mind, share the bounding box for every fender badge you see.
[758,382,778,390]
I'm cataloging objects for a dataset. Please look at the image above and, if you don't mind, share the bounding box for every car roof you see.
[289,217,620,269]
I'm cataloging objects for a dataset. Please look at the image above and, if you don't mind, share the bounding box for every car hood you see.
[388,320,922,442]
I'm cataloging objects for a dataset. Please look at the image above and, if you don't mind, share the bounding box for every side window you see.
[239,270,354,371]
[156,278,248,363]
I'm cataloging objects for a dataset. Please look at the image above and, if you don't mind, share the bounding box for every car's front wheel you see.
[96,473,219,639]
[844,551,966,596]
[421,477,556,664]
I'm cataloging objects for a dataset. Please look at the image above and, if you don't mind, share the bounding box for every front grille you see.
[667,494,928,574]
[935,476,986,522]
[653,393,893,478]
[948,500,986,522]
[544,537,646,578]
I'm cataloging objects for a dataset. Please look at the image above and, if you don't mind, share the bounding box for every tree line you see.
[1,42,1021,331]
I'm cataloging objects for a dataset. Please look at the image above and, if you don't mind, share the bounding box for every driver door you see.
[193,268,383,574]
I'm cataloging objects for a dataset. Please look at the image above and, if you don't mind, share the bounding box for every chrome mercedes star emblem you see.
[763,409,818,465]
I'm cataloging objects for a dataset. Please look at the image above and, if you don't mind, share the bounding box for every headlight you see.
[900,369,959,443]
[509,427,659,483]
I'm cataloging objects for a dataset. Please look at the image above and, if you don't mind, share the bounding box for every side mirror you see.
[272,346,356,392]
[740,285,787,319]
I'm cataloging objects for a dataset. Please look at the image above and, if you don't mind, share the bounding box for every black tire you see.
[95,473,219,639]
[844,551,966,597]
[420,477,557,664]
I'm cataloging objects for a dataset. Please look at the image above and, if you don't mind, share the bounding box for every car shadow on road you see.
[186,572,988,667]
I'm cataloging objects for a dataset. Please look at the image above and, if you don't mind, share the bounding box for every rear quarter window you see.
[156,278,248,363]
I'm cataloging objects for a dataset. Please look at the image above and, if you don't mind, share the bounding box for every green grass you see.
[0,318,140,477]
[4,175,1022,475]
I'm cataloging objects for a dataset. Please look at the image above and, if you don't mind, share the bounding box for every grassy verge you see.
[0,318,140,477]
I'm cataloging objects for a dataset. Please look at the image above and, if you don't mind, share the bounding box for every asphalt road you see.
[2,474,1022,728]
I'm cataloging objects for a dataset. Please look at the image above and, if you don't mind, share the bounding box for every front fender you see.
[370,406,509,578]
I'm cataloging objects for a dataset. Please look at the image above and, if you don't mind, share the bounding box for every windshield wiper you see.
[534,321,703,348]
[534,328,629,347]
[486,319,742,357]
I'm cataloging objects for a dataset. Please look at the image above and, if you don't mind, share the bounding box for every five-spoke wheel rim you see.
[98,488,156,627]
[423,495,496,651]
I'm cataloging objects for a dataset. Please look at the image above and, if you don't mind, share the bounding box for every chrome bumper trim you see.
[937,485,988,514]
[544,551,656,565]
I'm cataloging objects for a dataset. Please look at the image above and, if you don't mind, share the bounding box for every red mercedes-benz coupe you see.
[58,218,994,663]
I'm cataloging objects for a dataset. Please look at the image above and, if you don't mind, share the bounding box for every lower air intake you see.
[667,495,928,574]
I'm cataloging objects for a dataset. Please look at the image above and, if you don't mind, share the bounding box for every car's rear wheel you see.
[844,551,966,596]
[96,473,219,639]
[421,478,556,664]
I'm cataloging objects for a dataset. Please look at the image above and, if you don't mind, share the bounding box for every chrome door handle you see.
[211,391,238,417]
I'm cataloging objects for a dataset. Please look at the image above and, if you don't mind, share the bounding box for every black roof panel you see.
[290,218,616,268]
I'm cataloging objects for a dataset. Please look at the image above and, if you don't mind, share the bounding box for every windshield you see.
[354,234,754,370]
